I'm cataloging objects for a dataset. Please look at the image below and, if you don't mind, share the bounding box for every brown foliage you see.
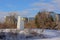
[35,11,57,29]
[24,20,36,28]
[0,23,17,29]
[0,13,17,29]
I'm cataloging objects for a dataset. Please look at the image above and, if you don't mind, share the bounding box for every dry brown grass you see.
[0,23,17,29]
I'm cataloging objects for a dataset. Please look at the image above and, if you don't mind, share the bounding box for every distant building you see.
[28,17,35,22]
[23,17,35,23]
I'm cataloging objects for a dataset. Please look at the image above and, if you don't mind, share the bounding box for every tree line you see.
[0,11,59,29]
[25,11,58,30]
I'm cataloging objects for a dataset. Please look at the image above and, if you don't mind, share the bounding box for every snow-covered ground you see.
[17,29,60,40]
[0,29,60,40]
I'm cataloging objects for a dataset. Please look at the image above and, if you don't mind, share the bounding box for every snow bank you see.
[17,29,60,40]
[0,29,60,40]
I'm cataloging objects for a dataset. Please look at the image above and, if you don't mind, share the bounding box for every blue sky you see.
[0,0,60,18]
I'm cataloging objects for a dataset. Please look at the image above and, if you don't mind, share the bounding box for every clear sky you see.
[0,0,60,17]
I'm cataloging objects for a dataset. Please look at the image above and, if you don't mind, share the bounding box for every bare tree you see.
[35,11,57,33]
[4,12,18,28]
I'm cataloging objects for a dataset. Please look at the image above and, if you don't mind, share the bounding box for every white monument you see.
[17,16,24,30]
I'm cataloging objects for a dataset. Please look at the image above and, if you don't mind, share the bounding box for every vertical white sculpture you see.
[17,16,24,30]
